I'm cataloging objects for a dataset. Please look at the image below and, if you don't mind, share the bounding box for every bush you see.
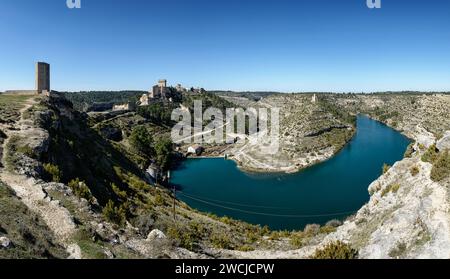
[43,163,62,182]
[404,143,415,158]
[421,144,439,163]
[154,137,173,171]
[68,178,94,203]
[17,144,35,158]
[289,232,304,248]
[111,183,127,200]
[154,193,166,206]
[237,245,254,252]
[430,150,450,182]
[167,225,199,251]
[381,183,400,197]
[211,232,232,249]
[311,241,358,259]
[102,200,126,227]
[382,163,391,174]
[410,165,420,176]
[319,225,337,234]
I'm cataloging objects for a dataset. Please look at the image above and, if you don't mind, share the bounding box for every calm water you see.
[171,115,411,230]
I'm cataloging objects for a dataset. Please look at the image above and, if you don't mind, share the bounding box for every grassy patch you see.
[388,242,407,258]
[0,181,67,259]
[381,183,401,197]
[0,94,33,124]
[430,150,450,182]
[421,144,439,163]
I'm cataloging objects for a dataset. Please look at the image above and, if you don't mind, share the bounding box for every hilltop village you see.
[111,79,206,112]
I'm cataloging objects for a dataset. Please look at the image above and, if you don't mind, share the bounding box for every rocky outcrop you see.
[437,131,450,151]
[323,154,450,259]
[0,236,12,249]
[147,229,166,242]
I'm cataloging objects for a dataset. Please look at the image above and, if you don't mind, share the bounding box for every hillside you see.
[220,94,356,173]
[1,92,449,259]
[0,93,345,258]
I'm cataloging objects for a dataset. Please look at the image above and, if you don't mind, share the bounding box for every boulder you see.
[146,229,166,242]
[437,131,450,152]
[104,249,115,259]
[0,236,12,249]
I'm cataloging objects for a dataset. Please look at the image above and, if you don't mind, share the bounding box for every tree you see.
[129,126,153,156]
[102,200,126,226]
[154,137,173,171]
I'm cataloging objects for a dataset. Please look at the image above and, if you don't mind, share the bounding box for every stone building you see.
[150,79,171,99]
[36,62,50,94]
[139,94,150,106]
[187,145,204,156]
[112,102,136,111]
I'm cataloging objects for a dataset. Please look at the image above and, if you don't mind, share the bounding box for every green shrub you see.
[111,183,127,200]
[382,163,391,174]
[43,163,62,182]
[410,165,420,176]
[17,144,35,158]
[102,200,126,227]
[311,241,358,259]
[167,225,198,251]
[430,150,450,182]
[319,225,337,234]
[154,193,166,206]
[245,231,260,244]
[381,183,400,197]
[388,242,407,258]
[404,143,415,158]
[211,232,232,249]
[268,231,281,241]
[237,245,254,252]
[289,232,304,248]
[68,178,94,203]
[421,144,439,163]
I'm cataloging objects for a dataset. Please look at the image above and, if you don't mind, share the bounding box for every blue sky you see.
[0,0,449,92]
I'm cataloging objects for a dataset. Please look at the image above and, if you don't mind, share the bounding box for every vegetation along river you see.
[171,115,411,230]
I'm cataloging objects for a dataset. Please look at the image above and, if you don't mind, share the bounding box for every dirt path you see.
[0,95,81,258]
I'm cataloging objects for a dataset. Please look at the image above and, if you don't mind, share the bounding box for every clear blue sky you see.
[1,0,449,92]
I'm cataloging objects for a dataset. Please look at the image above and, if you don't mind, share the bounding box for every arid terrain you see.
[1,91,449,259]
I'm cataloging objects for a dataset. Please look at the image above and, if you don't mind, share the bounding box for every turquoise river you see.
[171,115,411,230]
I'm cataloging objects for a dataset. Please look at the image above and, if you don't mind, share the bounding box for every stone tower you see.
[158,79,167,88]
[36,62,50,94]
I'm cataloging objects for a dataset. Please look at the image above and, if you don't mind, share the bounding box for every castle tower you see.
[158,79,167,88]
[36,62,50,94]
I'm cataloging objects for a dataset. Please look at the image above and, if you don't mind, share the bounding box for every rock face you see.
[437,131,450,152]
[219,143,450,259]
[319,150,450,259]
